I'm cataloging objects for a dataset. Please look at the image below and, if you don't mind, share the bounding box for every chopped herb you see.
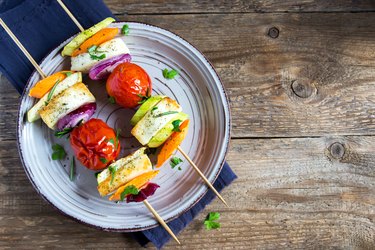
[151,106,158,112]
[170,156,183,169]
[64,71,72,77]
[115,129,121,149]
[54,127,73,138]
[46,79,60,105]
[99,157,108,164]
[108,96,116,104]
[88,45,106,60]
[95,172,100,178]
[172,119,182,132]
[137,91,150,104]
[178,166,182,170]
[108,165,116,184]
[70,157,75,181]
[154,111,178,118]
[145,147,157,155]
[51,144,66,160]
[162,68,179,79]
[120,185,139,201]
[108,138,115,145]
[121,24,130,35]
[204,212,221,230]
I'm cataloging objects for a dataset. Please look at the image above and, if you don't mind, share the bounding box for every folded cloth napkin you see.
[0,0,237,248]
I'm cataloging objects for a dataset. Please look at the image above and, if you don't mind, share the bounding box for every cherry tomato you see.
[70,119,120,170]
[106,62,151,109]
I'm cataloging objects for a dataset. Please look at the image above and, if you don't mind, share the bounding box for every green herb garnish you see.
[108,165,116,184]
[100,157,108,164]
[88,45,106,60]
[95,172,100,178]
[120,185,139,201]
[151,106,158,113]
[46,79,60,105]
[64,71,72,77]
[54,127,73,138]
[121,24,130,35]
[70,157,75,181]
[137,91,150,104]
[162,68,179,79]
[108,96,116,104]
[172,119,182,132]
[51,144,66,160]
[170,156,183,169]
[153,111,179,118]
[204,212,221,230]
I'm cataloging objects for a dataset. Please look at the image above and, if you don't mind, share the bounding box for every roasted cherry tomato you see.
[106,62,151,109]
[70,118,120,170]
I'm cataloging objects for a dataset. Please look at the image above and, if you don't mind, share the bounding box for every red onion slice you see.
[89,53,132,80]
[126,182,160,203]
[56,102,96,131]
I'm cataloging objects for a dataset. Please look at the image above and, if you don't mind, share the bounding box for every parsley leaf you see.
[51,144,66,160]
[162,68,179,79]
[88,45,106,60]
[99,157,108,164]
[204,212,221,230]
[121,24,130,35]
[54,127,73,138]
[153,111,178,118]
[70,157,75,181]
[120,185,139,201]
[172,119,182,132]
[108,96,116,104]
[151,106,158,113]
[64,71,72,77]
[108,165,116,184]
[46,79,60,105]
[170,156,183,169]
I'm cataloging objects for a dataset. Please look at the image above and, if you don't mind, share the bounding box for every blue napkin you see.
[0,0,237,248]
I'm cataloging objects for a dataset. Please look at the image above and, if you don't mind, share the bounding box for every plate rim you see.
[16,21,231,232]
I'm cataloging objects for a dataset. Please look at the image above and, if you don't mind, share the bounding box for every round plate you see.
[17,22,230,232]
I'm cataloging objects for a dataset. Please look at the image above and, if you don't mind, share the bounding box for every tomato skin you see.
[70,119,120,170]
[106,62,151,109]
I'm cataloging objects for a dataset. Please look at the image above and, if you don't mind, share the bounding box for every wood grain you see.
[0,137,374,249]
[3,13,375,139]
[104,0,375,14]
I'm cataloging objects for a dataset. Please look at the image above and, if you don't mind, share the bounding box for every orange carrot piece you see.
[71,28,119,57]
[28,71,71,98]
[109,170,160,201]
[156,120,189,168]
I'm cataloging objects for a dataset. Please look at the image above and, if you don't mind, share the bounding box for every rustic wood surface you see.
[1,0,375,249]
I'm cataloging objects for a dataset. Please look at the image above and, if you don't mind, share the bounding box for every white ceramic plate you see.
[17,22,230,232]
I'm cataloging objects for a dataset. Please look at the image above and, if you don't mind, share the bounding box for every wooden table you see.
[1,1,374,249]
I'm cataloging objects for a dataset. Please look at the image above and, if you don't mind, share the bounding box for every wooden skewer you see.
[57,0,84,32]
[143,200,181,244]
[54,3,182,242]
[0,18,47,78]
[177,146,228,207]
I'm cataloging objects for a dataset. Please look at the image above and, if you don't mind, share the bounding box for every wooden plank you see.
[0,137,374,249]
[104,0,375,14]
[119,13,375,137]
[2,13,375,139]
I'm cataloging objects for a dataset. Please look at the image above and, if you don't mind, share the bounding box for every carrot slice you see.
[156,120,189,168]
[71,28,119,57]
[109,170,160,201]
[28,71,71,98]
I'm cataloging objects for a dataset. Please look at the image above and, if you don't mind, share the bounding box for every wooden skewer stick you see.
[177,146,228,207]
[0,18,47,79]
[57,0,84,32]
[143,200,181,245]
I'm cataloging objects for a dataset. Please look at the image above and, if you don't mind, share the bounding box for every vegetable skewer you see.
[56,4,228,207]
[0,17,179,244]
[57,0,84,32]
